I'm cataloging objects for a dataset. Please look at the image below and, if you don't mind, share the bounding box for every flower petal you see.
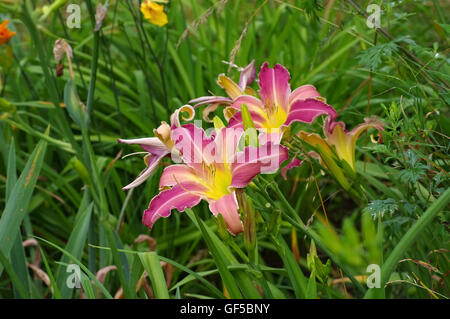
[349,116,384,138]
[323,116,347,137]
[208,193,243,235]
[281,158,303,180]
[258,62,291,113]
[230,142,288,188]
[213,127,245,165]
[297,131,332,155]
[325,120,353,167]
[189,96,232,108]
[0,19,15,45]
[118,137,168,155]
[217,74,243,100]
[170,105,195,128]
[159,164,203,188]
[230,149,261,188]
[143,183,205,230]
[285,98,337,126]
[256,142,289,173]
[153,121,174,149]
[123,152,168,190]
[140,0,168,27]
[230,95,269,122]
[224,106,238,122]
[238,60,256,91]
[258,129,284,145]
[227,110,268,130]
[327,116,384,170]
[289,85,322,106]
[202,103,220,122]
[171,124,216,169]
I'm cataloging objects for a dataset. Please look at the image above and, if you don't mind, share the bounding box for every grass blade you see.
[55,201,93,298]
[365,187,450,298]
[0,132,48,276]
[139,251,170,299]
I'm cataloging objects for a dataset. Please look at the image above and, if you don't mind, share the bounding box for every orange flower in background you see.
[0,20,15,46]
[140,1,168,27]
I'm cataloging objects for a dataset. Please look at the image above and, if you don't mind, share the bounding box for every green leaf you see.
[306,272,317,299]
[39,246,61,299]
[187,209,261,298]
[272,234,307,298]
[55,201,93,298]
[364,198,399,219]
[357,42,398,70]
[6,138,32,298]
[36,236,113,299]
[365,187,450,298]
[64,79,85,127]
[80,272,96,299]
[0,249,28,299]
[191,212,243,298]
[307,240,331,284]
[105,223,133,298]
[139,252,170,299]
[0,132,48,276]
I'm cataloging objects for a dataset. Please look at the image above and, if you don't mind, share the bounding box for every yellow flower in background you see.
[140,0,168,27]
[0,20,16,46]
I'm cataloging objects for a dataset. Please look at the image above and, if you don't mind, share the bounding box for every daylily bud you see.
[236,191,256,254]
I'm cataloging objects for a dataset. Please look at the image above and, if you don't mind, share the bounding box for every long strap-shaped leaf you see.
[139,252,170,299]
[55,201,93,298]
[6,138,32,298]
[0,133,48,276]
[365,187,450,298]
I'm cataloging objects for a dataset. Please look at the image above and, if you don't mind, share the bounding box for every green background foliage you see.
[0,0,448,299]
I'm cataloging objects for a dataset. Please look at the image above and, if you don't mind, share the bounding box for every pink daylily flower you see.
[299,116,384,172]
[227,62,337,139]
[282,116,384,182]
[143,124,289,235]
[189,61,256,122]
[118,105,195,190]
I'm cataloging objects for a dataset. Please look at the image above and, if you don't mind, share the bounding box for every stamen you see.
[121,152,149,159]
